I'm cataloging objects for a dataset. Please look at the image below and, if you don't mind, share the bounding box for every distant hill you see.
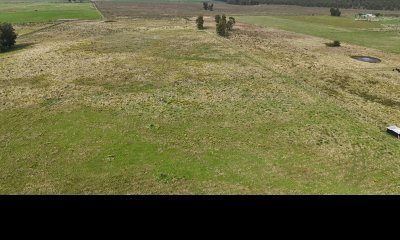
[218,0,400,11]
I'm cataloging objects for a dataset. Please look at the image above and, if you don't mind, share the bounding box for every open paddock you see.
[94,1,400,19]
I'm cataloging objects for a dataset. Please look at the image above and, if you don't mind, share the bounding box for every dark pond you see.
[351,56,381,63]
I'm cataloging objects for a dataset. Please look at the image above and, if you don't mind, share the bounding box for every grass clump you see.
[325,40,341,47]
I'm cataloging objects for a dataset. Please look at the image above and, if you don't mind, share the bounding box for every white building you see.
[355,13,378,21]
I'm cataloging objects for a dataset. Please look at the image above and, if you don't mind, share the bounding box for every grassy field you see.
[236,15,400,54]
[1,1,400,194]
[95,0,201,1]
[94,1,400,19]
[1,16,400,194]
[94,1,400,54]
[0,0,71,1]
[0,2,101,23]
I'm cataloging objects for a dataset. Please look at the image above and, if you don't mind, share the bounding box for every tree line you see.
[218,0,400,10]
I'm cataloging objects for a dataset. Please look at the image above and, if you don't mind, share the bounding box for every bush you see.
[203,2,208,10]
[215,15,221,24]
[226,17,236,31]
[330,7,341,16]
[196,15,204,30]
[0,23,17,51]
[216,15,227,37]
[215,15,236,36]
[203,1,213,11]
[326,40,341,47]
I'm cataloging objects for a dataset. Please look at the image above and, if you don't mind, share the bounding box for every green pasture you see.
[0,2,101,23]
[237,15,400,53]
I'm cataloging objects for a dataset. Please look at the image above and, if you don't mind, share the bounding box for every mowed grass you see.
[0,2,101,23]
[237,15,400,53]
[1,18,400,194]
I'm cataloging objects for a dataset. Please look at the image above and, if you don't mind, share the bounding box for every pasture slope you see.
[237,15,400,54]
[1,1,400,194]
[0,0,100,23]
[95,1,400,18]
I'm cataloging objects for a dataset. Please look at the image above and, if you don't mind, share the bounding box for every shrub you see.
[330,7,341,16]
[0,23,17,51]
[226,17,236,31]
[203,2,208,10]
[196,15,204,30]
[208,3,213,11]
[333,40,341,47]
[216,15,227,37]
[203,1,213,11]
[215,15,236,36]
[215,15,221,24]
[326,40,341,47]
[221,14,226,24]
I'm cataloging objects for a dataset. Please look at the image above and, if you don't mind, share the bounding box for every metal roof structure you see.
[387,125,400,138]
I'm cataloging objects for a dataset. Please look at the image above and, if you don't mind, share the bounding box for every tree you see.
[221,14,226,24]
[330,7,341,16]
[215,14,221,24]
[216,14,227,37]
[226,17,236,31]
[196,15,204,30]
[203,2,208,10]
[203,1,213,11]
[0,23,17,51]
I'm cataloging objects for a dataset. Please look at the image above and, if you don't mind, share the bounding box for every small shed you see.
[387,125,400,138]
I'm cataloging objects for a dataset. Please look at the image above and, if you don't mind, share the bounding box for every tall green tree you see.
[226,17,236,31]
[215,14,221,24]
[216,14,228,37]
[196,15,204,30]
[0,23,17,51]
